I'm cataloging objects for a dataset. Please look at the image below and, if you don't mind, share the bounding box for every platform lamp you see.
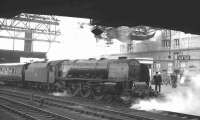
[91,26,103,36]
[91,26,104,42]
[168,30,172,59]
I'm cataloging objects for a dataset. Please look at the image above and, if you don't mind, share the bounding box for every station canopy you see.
[0,0,199,35]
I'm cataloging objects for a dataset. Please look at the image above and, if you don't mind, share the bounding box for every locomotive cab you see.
[131,63,155,97]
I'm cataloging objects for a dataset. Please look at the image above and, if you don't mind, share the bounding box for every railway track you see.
[0,88,199,120]
[0,89,135,120]
[0,95,74,120]
[159,111,200,120]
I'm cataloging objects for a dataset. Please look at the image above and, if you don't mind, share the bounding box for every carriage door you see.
[108,62,129,82]
[48,66,55,83]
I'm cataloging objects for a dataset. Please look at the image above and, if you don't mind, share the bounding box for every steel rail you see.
[0,95,75,120]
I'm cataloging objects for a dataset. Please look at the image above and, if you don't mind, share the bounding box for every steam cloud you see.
[131,68,200,116]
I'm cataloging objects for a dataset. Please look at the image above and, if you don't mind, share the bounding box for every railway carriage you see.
[0,63,25,86]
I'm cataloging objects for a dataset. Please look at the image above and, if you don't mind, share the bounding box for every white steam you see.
[131,68,200,116]
[51,90,69,97]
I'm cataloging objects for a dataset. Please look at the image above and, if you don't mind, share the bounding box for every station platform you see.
[150,84,185,95]
[153,84,173,93]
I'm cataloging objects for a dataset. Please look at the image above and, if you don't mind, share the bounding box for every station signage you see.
[177,55,190,60]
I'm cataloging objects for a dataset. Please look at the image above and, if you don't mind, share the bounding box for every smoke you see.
[131,68,200,116]
[51,90,69,97]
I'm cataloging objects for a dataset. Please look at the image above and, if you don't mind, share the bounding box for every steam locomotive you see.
[0,58,155,101]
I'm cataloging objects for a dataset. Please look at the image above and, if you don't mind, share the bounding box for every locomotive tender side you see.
[24,61,58,90]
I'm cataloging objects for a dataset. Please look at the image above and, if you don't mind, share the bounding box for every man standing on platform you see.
[171,71,178,88]
[153,72,162,92]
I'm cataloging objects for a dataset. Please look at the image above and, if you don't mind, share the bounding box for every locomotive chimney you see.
[99,57,107,60]
[88,58,96,60]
